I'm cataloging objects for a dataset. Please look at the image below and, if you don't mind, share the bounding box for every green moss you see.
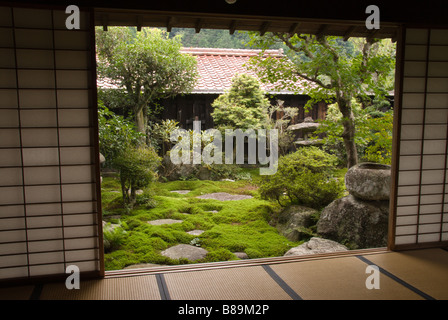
[101,176,298,270]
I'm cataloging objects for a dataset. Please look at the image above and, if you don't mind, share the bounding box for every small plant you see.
[190,237,202,247]
[103,224,127,253]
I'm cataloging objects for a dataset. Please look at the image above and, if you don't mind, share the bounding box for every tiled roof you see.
[97,47,306,95]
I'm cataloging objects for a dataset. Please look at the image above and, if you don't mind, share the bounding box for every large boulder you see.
[284,237,348,256]
[316,195,389,249]
[345,163,391,201]
[275,205,318,242]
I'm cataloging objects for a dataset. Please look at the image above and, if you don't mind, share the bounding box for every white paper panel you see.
[60,147,92,165]
[0,48,15,68]
[61,165,93,184]
[13,8,53,29]
[0,186,23,205]
[0,205,24,218]
[62,183,95,202]
[18,70,55,89]
[14,29,53,49]
[0,7,12,26]
[28,252,64,265]
[426,93,448,108]
[404,45,427,60]
[0,28,13,47]
[0,89,18,108]
[57,90,90,108]
[0,69,17,88]
[59,128,91,146]
[23,166,60,185]
[58,109,90,127]
[16,49,54,69]
[27,240,64,253]
[0,149,21,166]
[0,218,25,231]
[53,30,89,50]
[21,128,58,147]
[0,254,28,268]
[20,109,57,127]
[26,216,62,229]
[25,185,61,203]
[19,90,56,109]
[22,148,59,166]
[26,203,61,216]
[395,28,448,247]
[55,51,89,69]
[29,264,64,277]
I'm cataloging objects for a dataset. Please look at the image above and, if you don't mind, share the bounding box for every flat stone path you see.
[147,219,183,226]
[161,244,208,261]
[196,192,253,201]
[187,230,204,236]
[170,190,191,194]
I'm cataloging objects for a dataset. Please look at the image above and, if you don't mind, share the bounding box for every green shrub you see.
[259,147,344,209]
[114,146,161,209]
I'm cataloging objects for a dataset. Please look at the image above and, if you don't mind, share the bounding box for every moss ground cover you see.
[101,173,300,271]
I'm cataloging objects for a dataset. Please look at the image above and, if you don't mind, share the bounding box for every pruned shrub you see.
[258,147,344,209]
[114,146,161,210]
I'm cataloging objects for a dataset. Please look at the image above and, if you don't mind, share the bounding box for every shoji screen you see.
[393,28,448,248]
[0,6,103,282]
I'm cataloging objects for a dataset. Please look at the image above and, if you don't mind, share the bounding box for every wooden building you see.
[160,47,327,129]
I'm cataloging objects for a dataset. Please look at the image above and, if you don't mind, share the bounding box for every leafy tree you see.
[246,33,396,168]
[211,74,270,131]
[314,99,393,165]
[97,101,143,167]
[96,27,198,138]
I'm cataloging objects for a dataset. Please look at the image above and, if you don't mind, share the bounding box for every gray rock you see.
[275,205,318,242]
[317,195,389,249]
[233,252,249,259]
[147,219,183,226]
[170,190,191,194]
[345,162,391,201]
[284,237,348,256]
[187,229,204,236]
[161,244,208,261]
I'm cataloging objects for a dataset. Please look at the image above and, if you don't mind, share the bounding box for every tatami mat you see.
[269,255,424,300]
[39,275,161,300]
[361,248,448,300]
[0,248,447,300]
[163,265,292,300]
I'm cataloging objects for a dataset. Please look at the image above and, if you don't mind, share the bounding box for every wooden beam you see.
[166,16,173,32]
[102,15,108,31]
[316,24,328,38]
[288,22,300,36]
[195,18,202,33]
[229,19,237,35]
[343,25,357,41]
[136,15,142,31]
[259,21,270,36]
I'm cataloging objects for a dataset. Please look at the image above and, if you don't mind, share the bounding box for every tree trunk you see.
[338,98,358,169]
[135,108,146,135]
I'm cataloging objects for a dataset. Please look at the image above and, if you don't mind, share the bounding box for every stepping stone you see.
[196,192,253,201]
[187,230,204,236]
[147,219,183,226]
[170,190,191,194]
[161,244,208,261]
[206,210,219,213]
[233,252,249,259]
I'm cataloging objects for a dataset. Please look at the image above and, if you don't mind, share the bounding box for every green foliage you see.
[211,74,270,131]
[114,146,162,209]
[97,101,143,167]
[246,33,396,167]
[314,99,394,165]
[103,224,127,253]
[259,147,344,208]
[96,27,198,132]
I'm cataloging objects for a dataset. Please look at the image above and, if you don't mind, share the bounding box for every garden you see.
[96,27,395,271]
